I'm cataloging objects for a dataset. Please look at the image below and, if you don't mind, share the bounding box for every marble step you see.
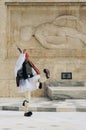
[47,87,86,100]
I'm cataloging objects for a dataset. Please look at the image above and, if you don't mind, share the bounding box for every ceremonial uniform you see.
[15,50,41,116]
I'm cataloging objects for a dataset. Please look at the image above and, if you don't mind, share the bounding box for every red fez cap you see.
[23,49,30,60]
[25,52,29,58]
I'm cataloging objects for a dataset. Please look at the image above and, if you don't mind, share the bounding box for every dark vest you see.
[17,61,33,80]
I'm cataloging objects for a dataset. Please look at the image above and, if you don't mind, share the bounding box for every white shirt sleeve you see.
[14,53,25,77]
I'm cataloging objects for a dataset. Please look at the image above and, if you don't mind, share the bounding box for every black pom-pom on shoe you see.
[24,111,32,117]
[39,82,42,89]
[22,100,29,106]
[43,69,50,79]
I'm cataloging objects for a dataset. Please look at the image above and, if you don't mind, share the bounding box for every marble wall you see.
[0,0,86,97]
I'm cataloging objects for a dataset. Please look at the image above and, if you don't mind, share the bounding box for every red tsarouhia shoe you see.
[43,69,50,79]
[24,111,32,117]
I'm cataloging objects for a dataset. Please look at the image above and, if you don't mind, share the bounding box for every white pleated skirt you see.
[18,74,40,93]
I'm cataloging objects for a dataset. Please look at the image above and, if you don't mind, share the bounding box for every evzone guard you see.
[15,47,50,117]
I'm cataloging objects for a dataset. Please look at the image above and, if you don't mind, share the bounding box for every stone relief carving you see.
[13,15,86,49]
[35,15,86,49]
[20,26,34,42]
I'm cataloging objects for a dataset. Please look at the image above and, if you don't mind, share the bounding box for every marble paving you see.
[0,111,86,130]
[0,97,86,112]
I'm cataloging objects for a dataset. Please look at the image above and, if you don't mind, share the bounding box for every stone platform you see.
[47,87,86,100]
[45,81,86,100]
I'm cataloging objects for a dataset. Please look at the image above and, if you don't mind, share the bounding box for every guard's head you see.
[23,49,29,61]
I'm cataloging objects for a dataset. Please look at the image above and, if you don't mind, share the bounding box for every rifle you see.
[16,45,22,53]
